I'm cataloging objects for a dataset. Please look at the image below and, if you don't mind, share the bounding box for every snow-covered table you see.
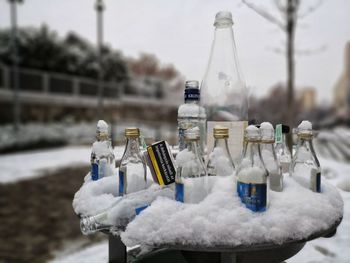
[73,173,343,263]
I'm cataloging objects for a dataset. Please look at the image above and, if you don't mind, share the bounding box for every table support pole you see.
[109,234,126,263]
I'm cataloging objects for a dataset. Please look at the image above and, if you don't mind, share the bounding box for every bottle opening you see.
[214,11,234,27]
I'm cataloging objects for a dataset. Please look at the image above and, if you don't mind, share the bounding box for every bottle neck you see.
[186,139,201,156]
[214,137,235,168]
[296,137,320,167]
[242,141,264,168]
[124,137,141,156]
[185,99,199,104]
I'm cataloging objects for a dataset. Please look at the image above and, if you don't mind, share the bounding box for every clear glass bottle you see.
[291,121,321,192]
[260,122,283,192]
[275,124,292,174]
[237,125,268,212]
[175,127,208,203]
[90,120,115,181]
[207,126,235,177]
[80,210,114,235]
[119,128,147,196]
[201,11,248,162]
[178,80,206,154]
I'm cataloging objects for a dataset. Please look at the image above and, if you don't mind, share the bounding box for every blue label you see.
[91,163,99,181]
[316,172,321,193]
[175,183,184,203]
[119,170,124,196]
[237,181,267,212]
[135,205,149,215]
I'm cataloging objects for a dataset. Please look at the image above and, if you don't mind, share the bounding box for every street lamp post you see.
[9,0,22,132]
[95,0,105,119]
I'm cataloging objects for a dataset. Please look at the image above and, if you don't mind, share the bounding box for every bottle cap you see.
[96,120,109,139]
[214,11,233,27]
[282,125,290,134]
[184,127,200,141]
[213,126,229,139]
[245,125,260,142]
[184,80,200,101]
[125,127,140,138]
[260,122,274,142]
[297,120,313,138]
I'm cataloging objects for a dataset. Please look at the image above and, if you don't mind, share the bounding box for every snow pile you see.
[73,174,119,216]
[121,176,343,248]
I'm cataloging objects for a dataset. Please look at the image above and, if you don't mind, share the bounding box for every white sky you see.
[0,0,349,103]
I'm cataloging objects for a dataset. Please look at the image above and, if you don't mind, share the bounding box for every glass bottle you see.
[291,121,321,192]
[260,122,283,192]
[175,127,208,203]
[207,126,235,177]
[275,124,292,174]
[237,125,268,212]
[119,128,147,196]
[178,80,206,155]
[201,11,248,162]
[90,120,115,181]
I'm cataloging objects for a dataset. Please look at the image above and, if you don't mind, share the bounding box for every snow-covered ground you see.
[0,146,125,184]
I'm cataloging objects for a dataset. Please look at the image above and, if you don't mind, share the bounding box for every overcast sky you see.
[1,0,349,103]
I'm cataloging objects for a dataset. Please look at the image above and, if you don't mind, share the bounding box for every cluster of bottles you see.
[84,11,323,236]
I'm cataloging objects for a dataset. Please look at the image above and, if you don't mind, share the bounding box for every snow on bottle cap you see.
[245,125,261,142]
[125,127,140,138]
[260,122,274,142]
[213,126,229,139]
[185,127,200,141]
[96,120,109,139]
[297,120,313,137]
[214,11,233,27]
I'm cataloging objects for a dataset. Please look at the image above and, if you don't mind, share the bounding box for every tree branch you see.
[295,45,327,55]
[298,0,324,19]
[242,0,286,31]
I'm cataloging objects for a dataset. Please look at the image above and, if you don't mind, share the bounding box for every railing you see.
[0,64,167,101]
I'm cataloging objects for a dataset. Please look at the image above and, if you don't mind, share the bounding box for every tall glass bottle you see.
[207,126,235,177]
[175,127,208,203]
[237,125,268,212]
[291,121,321,192]
[260,122,283,192]
[91,120,115,181]
[201,11,248,161]
[275,124,292,174]
[178,80,206,154]
[119,128,147,196]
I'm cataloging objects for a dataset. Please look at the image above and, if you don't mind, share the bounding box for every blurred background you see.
[0,0,349,262]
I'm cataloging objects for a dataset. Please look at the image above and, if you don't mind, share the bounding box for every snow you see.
[0,146,125,184]
[298,120,312,131]
[96,120,108,134]
[121,175,343,248]
[207,147,234,176]
[260,122,273,131]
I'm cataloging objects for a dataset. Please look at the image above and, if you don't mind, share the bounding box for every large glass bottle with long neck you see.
[201,11,248,162]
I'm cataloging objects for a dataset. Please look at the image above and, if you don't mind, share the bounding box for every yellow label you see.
[147,147,165,185]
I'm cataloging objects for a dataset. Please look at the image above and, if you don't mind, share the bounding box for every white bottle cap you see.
[214,11,234,27]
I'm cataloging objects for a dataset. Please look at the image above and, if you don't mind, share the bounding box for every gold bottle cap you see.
[213,126,229,139]
[125,127,140,138]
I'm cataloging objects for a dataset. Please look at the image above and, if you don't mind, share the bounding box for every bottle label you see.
[275,124,282,144]
[119,167,126,196]
[237,181,267,212]
[135,205,149,215]
[311,168,321,193]
[91,163,99,181]
[175,182,184,202]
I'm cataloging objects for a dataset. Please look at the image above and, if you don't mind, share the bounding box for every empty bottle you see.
[90,120,115,181]
[201,11,248,161]
[291,121,321,192]
[275,124,292,174]
[207,126,235,177]
[119,128,147,196]
[237,125,268,212]
[178,80,206,154]
[175,127,208,203]
[260,122,283,192]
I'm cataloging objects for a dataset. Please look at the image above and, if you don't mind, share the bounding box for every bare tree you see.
[242,0,323,150]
